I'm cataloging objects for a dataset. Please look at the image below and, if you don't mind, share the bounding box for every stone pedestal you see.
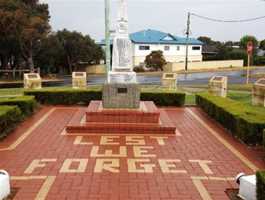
[103,83,140,109]
[161,73,177,89]
[72,72,87,89]
[252,78,265,107]
[209,76,228,98]
[24,73,42,89]
[66,101,176,135]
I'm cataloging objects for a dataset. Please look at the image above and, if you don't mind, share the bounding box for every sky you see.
[41,0,265,42]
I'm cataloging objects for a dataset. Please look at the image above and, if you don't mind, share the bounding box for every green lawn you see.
[0,88,24,97]
[185,92,253,105]
[227,92,252,105]
[182,84,253,92]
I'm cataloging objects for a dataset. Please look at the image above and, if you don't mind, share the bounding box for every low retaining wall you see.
[165,60,244,72]
[86,65,106,74]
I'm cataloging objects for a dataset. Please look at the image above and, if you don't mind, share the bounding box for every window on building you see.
[176,46,180,51]
[164,46,170,51]
[192,46,201,50]
[139,46,150,50]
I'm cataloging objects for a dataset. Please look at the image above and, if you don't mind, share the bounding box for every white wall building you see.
[99,29,203,66]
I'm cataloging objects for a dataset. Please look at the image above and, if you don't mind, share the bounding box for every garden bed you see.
[257,171,265,200]
[196,92,265,145]
[0,96,37,116]
[0,106,22,139]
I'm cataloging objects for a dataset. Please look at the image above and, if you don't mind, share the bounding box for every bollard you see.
[0,170,10,200]
[236,173,257,200]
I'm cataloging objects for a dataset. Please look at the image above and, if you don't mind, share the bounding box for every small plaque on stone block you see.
[28,74,38,79]
[213,76,223,81]
[75,72,85,77]
[165,74,174,78]
[117,88,128,94]
[257,79,265,85]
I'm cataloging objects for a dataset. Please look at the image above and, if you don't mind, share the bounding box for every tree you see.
[197,36,213,45]
[260,39,265,50]
[34,33,64,74]
[34,30,104,74]
[0,0,50,71]
[145,51,166,71]
[240,35,258,49]
[56,29,104,74]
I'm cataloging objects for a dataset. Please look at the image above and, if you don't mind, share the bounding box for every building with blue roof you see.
[99,29,203,66]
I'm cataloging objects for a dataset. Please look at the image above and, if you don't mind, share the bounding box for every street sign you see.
[247,41,253,55]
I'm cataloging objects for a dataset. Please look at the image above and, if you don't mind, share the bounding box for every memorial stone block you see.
[24,73,42,89]
[103,83,140,109]
[161,73,177,89]
[209,76,228,97]
[72,72,87,89]
[252,78,265,107]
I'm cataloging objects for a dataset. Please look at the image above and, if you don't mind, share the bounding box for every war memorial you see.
[0,0,264,200]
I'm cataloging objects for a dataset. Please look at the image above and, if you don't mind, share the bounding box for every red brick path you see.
[0,106,264,200]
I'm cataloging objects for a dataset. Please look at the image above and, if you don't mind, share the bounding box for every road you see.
[60,67,265,86]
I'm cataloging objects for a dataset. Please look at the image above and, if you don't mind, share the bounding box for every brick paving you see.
[0,106,264,200]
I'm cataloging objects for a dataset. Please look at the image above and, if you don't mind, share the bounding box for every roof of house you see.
[131,29,203,45]
[98,29,203,45]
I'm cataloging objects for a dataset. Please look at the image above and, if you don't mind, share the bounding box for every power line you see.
[190,13,265,23]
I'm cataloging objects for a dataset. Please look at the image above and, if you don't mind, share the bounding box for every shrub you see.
[254,56,265,66]
[257,171,265,200]
[141,91,185,106]
[196,93,265,145]
[0,106,22,139]
[263,129,265,148]
[133,66,145,72]
[145,50,166,71]
[24,87,186,107]
[0,96,37,116]
[24,88,102,105]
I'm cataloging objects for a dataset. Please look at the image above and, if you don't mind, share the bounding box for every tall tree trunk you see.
[20,39,35,72]
[27,55,34,72]
[67,55,72,74]
[2,55,8,69]
[27,41,34,72]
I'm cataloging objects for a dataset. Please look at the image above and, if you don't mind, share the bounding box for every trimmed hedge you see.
[257,171,265,200]
[24,88,102,105]
[0,106,22,139]
[141,91,185,106]
[0,96,37,116]
[263,129,265,148]
[24,88,186,106]
[196,93,265,145]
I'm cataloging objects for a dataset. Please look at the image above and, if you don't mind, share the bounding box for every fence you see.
[0,68,40,79]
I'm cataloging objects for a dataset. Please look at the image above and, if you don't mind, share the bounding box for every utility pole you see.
[246,41,253,84]
[246,54,250,84]
[185,12,191,71]
[105,0,111,74]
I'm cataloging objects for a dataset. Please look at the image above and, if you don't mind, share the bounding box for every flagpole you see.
[105,0,111,76]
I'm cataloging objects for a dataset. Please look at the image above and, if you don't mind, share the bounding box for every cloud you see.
[42,0,265,41]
